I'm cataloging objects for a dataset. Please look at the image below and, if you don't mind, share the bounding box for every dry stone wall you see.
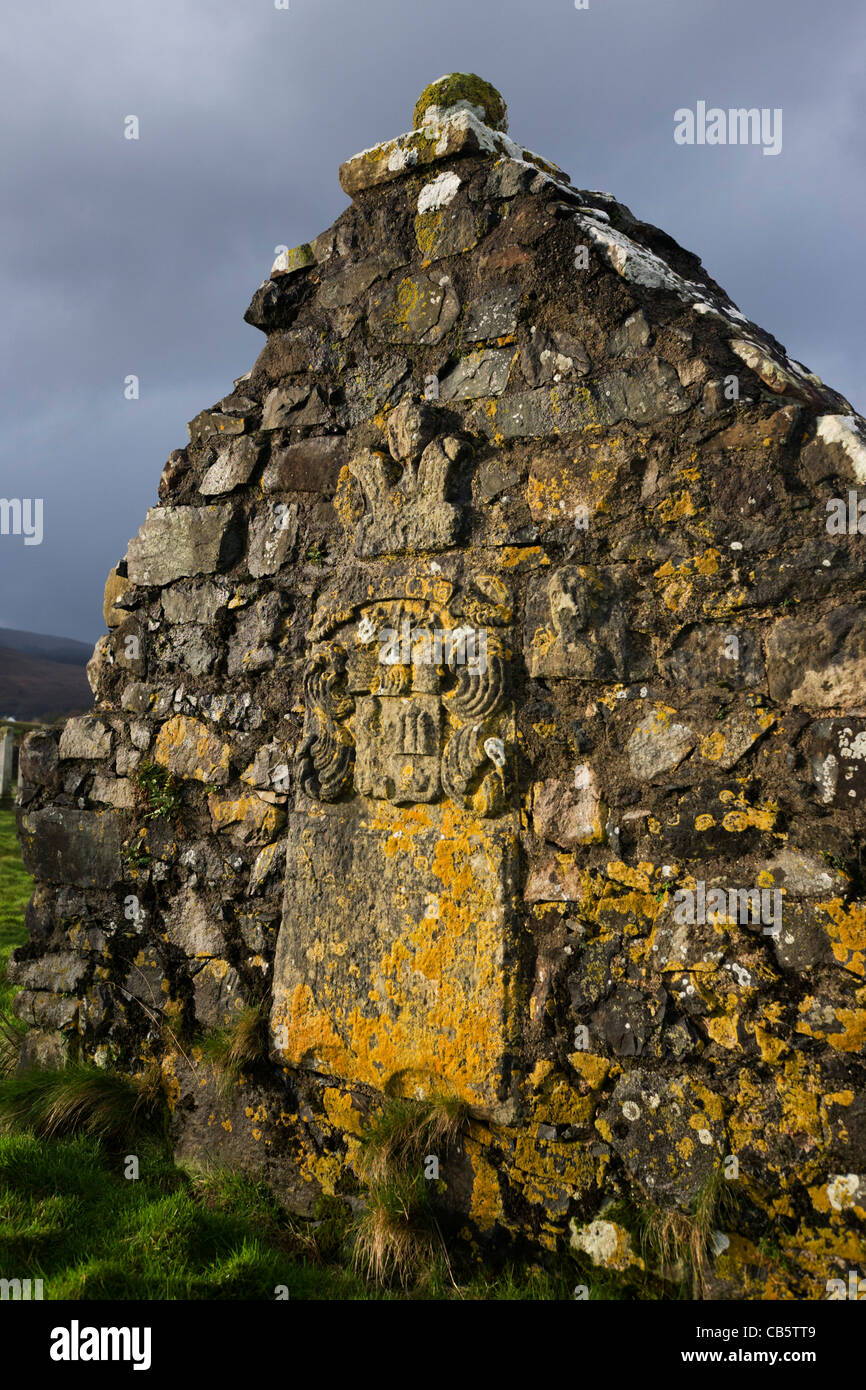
[12,74,866,1295]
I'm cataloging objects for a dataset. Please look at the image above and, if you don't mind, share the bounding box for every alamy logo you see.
[0,1277,43,1299]
[674,102,782,156]
[673,881,782,936]
[826,492,866,534]
[49,1320,152,1371]
[358,616,488,676]
[826,1269,866,1300]
[0,498,43,546]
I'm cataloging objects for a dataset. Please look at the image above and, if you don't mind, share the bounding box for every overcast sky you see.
[1,0,863,645]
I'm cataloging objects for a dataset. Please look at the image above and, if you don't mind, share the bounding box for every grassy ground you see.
[0,803,32,1017]
[0,804,626,1300]
[0,1130,613,1301]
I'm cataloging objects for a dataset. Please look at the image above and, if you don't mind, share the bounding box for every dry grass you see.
[0,1005,26,1077]
[352,1174,436,1289]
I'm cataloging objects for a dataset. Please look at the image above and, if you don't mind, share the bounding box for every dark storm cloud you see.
[1,0,863,642]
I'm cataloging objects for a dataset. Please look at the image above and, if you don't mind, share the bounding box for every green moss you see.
[413,73,507,132]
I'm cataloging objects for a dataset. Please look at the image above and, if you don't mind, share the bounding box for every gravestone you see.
[0,728,14,798]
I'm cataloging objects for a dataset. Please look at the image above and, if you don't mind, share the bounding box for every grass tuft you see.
[637,1166,736,1297]
[0,1006,28,1077]
[352,1094,467,1289]
[0,1062,166,1144]
[359,1092,467,1186]
[198,1005,269,1096]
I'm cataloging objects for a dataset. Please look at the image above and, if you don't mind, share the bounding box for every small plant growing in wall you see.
[132,762,182,825]
[198,1004,269,1097]
[122,827,152,876]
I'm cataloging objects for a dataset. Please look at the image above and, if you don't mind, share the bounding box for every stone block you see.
[18,807,125,887]
[126,506,239,587]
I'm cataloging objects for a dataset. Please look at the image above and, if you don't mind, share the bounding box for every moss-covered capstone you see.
[413,72,508,133]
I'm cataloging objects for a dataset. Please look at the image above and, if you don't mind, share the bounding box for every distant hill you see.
[0,627,93,721]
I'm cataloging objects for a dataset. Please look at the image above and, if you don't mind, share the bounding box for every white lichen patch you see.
[387,144,419,173]
[569,1219,643,1272]
[826,1173,863,1212]
[582,221,722,313]
[419,98,487,127]
[417,170,462,213]
[816,414,866,484]
[484,737,506,768]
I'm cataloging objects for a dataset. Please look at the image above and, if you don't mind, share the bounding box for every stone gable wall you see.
[11,80,866,1296]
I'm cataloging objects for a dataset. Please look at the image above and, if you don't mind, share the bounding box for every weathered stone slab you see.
[521,328,589,386]
[808,719,866,805]
[161,582,229,626]
[0,729,14,798]
[164,888,227,958]
[439,348,515,400]
[90,775,136,809]
[699,711,775,770]
[103,568,131,627]
[338,354,409,427]
[270,242,316,278]
[472,386,595,440]
[318,254,397,309]
[188,411,250,447]
[532,768,605,847]
[14,991,79,1030]
[598,1072,724,1206]
[368,273,460,346]
[596,358,689,424]
[247,502,298,578]
[127,506,239,587]
[340,109,518,197]
[472,362,686,440]
[462,287,520,341]
[193,959,245,1028]
[270,804,520,1116]
[199,438,261,495]
[627,710,695,781]
[662,625,766,692]
[7,951,87,992]
[207,793,286,845]
[414,204,480,259]
[18,807,125,887]
[18,732,58,789]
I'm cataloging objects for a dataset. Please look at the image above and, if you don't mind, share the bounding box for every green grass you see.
[0,1130,631,1300]
[0,1133,381,1300]
[0,805,31,1017]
